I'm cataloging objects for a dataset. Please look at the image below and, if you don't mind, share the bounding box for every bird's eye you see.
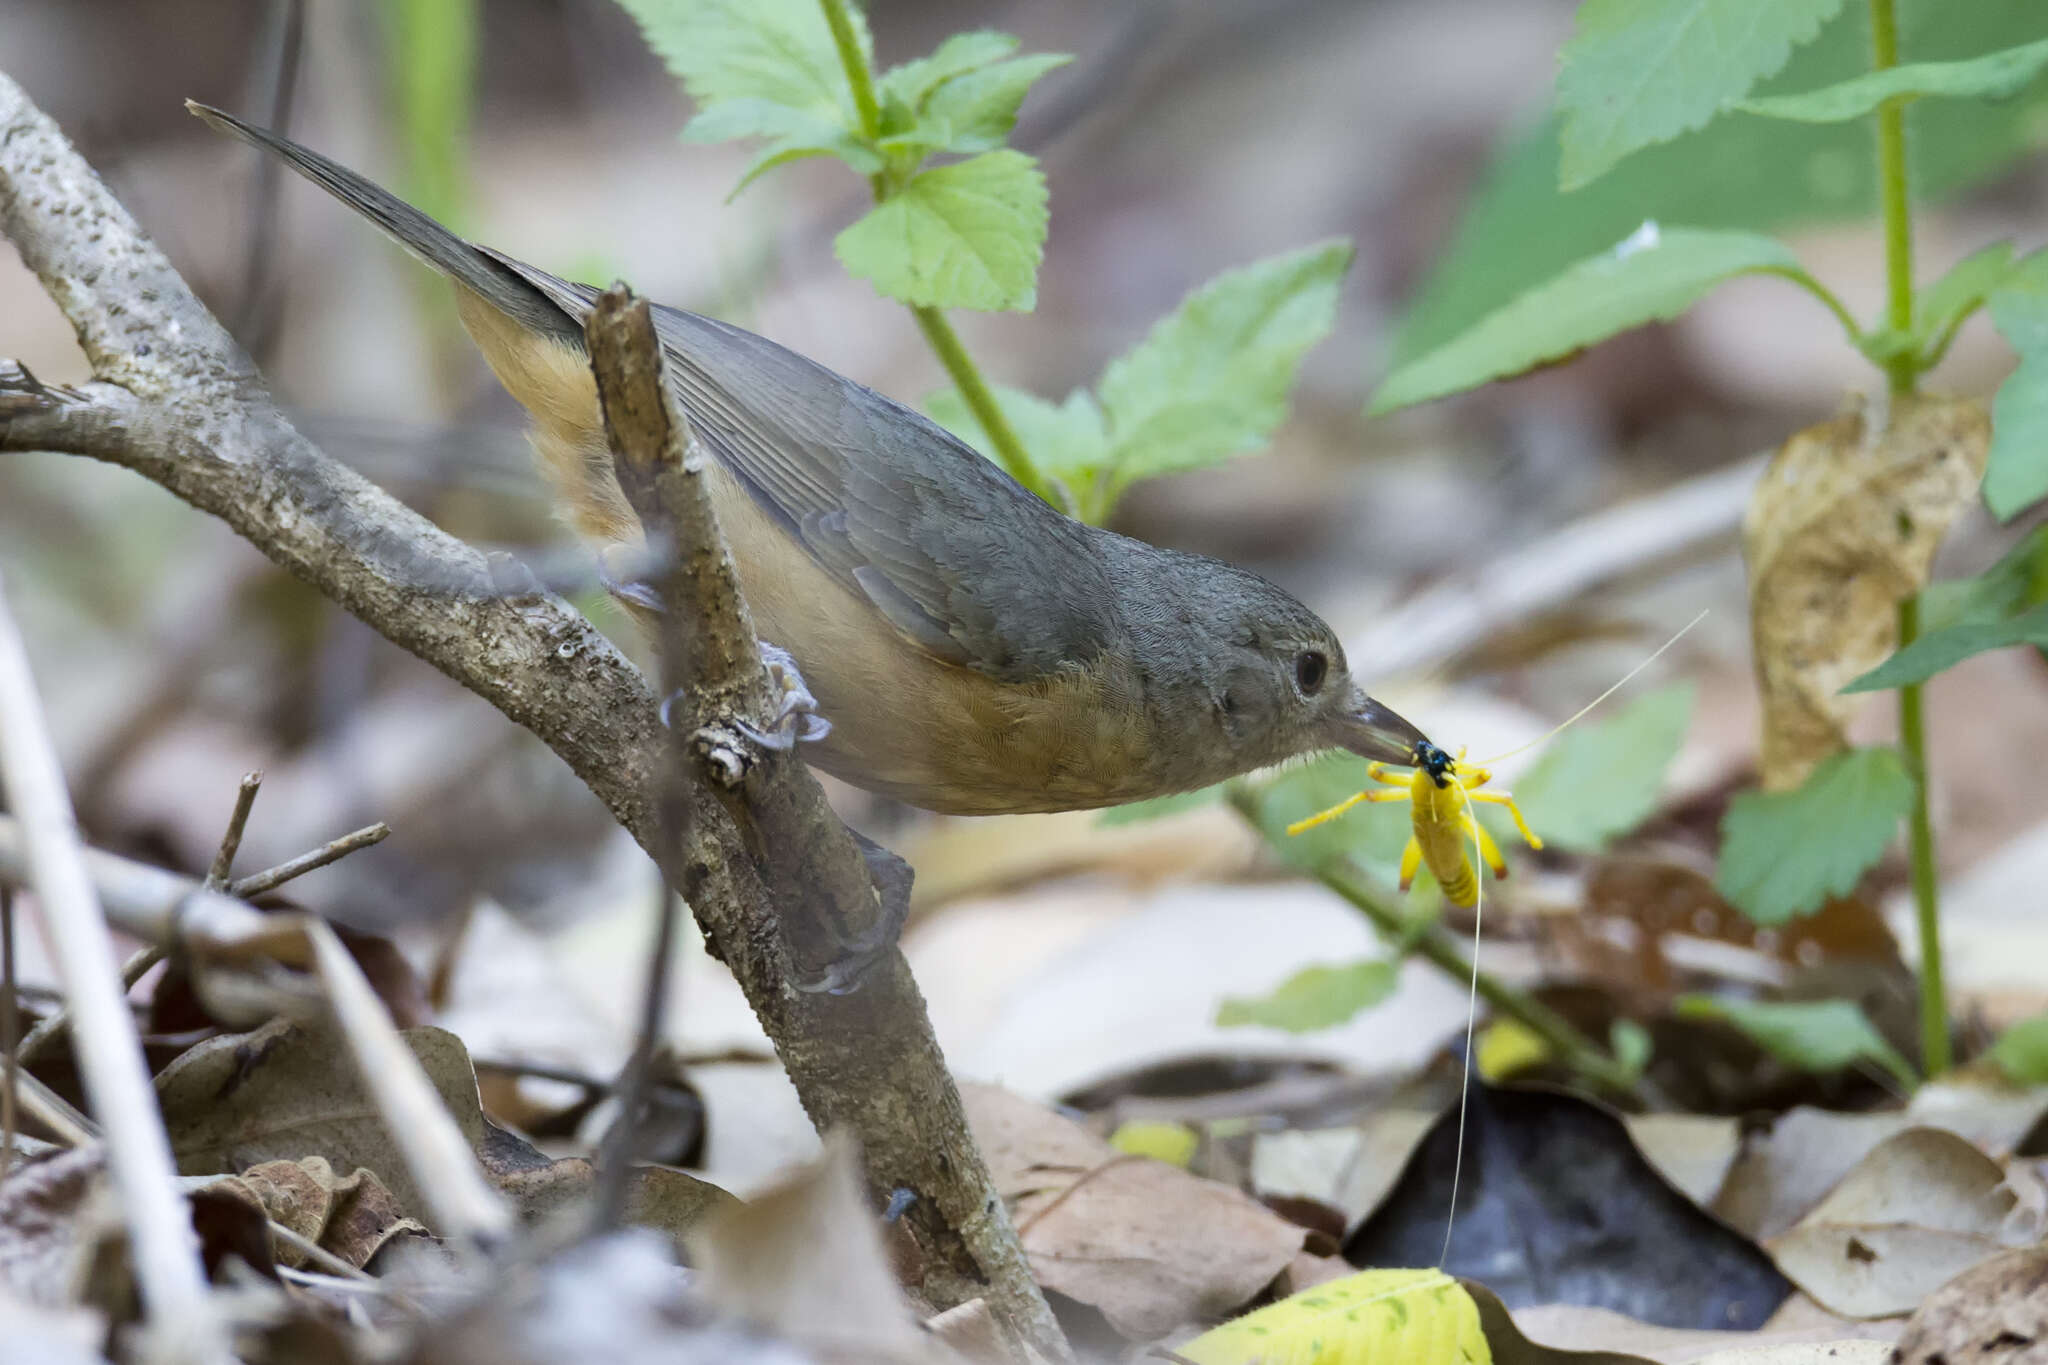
[1295,650,1328,695]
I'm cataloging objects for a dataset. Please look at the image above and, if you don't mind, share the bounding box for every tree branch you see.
[0,72,1062,1359]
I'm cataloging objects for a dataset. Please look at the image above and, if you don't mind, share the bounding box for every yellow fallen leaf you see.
[1177,1267,1491,1365]
[1743,394,1988,789]
[1477,1018,1551,1081]
[1109,1119,1200,1168]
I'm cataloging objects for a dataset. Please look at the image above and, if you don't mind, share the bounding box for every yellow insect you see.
[1287,740,1541,906]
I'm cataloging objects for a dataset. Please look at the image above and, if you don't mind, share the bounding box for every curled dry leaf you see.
[1765,1127,2026,1319]
[1743,394,1989,788]
[154,1019,486,1226]
[962,1082,1306,1339]
[1890,1241,2048,1365]
[201,1156,428,1271]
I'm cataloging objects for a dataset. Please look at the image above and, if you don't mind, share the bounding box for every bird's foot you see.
[599,563,664,615]
[656,641,831,749]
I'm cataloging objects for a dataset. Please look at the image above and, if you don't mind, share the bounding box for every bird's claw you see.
[657,642,831,749]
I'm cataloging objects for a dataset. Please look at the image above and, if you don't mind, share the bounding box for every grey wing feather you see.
[478,249,1119,681]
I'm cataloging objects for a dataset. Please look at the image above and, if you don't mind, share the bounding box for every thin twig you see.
[229,822,389,899]
[0,573,225,1358]
[15,942,164,1067]
[590,876,681,1232]
[206,771,263,888]
[231,0,306,356]
[2,887,17,1178]
[14,1067,96,1147]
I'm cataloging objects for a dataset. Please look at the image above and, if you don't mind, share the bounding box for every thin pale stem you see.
[817,0,881,141]
[1870,0,1916,392]
[1762,266,1866,348]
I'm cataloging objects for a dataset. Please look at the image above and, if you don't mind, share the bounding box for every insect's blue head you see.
[1413,740,1455,787]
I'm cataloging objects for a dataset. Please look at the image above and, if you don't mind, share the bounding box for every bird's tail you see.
[185,101,578,345]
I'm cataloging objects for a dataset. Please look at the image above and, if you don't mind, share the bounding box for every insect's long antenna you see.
[1474,608,1708,767]
[1438,775,1483,1269]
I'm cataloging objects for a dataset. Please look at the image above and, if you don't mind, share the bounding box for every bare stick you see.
[229,822,389,898]
[2,887,15,1179]
[205,771,264,887]
[0,574,224,1358]
[14,1066,96,1147]
[583,288,1064,1358]
[590,876,681,1232]
[16,942,164,1067]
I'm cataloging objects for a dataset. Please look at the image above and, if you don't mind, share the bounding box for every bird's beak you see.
[1323,686,1431,767]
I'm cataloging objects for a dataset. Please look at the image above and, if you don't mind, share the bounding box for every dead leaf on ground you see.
[201,1156,428,1270]
[1765,1127,2027,1319]
[1178,1268,1494,1365]
[482,1138,735,1253]
[0,1148,110,1308]
[1742,393,1989,788]
[154,1019,485,1225]
[1891,1241,2048,1364]
[963,1082,1307,1339]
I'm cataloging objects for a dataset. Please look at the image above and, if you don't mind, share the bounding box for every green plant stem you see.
[814,0,1052,509]
[1869,0,1915,391]
[1767,266,1866,348]
[1897,598,1950,1075]
[911,306,1056,504]
[1867,0,1947,1076]
[817,0,880,140]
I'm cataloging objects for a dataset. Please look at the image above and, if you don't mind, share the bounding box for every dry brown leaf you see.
[962,1082,1305,1339]
[0,1148,108,1308]
[155,1019,486,1226]
[1764,1128,2025,1319]
[204,1157,428,1271]
[1891,1242,2048,1364]
[1742,393,1989,788]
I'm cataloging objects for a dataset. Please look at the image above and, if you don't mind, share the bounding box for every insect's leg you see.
[1469,818,1509,880]
[1464,789,1543,850]
[1365,762,1411,787]
[1397,837,1424,892]
[1285,789,1373,834]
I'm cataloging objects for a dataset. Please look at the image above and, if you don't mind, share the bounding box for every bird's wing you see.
[482,252,1117,681]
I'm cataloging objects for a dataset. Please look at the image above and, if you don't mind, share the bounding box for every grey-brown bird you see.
[190,103,1432,816]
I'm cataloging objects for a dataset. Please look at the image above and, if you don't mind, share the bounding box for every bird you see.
[189,102,1432,817]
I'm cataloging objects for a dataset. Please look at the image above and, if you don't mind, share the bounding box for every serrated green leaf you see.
[1675,996,1917,1086]
[1092,783,1225,828]
[1513,684,1695,853]
[1397,1,2048,367]
[1911,241,2016,360]
[618,0,863,118]
[926,384,1108,479]
[683,98,883,195]
[920,53,1071,153]
[1990,1013,2048,1084]
[1919,524,2048,634]
[1097,240,1351,489]
[1844,601,2048,692]
[1248,754,1418,884]
[1372,226,1800,413]
[878,30,1019,109]
[1557,0,1845,190]
[834,150,1047,310]
[1715,747,1914,924]
[1217,958,1399,1033]
[1739,34,2048,123]
[1985,252,2048,519]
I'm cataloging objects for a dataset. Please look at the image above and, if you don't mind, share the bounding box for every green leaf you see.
[1217,958,1399,1033]
[1372,226,1800,414]
[1985,252,2048,519]
[1610,1019,1654,1079]
[1989,1012,2048,1084]
[1715,747,1914,924]
[1918,524,2048,634]
[617,0,863,120]
[834,150,1048,310]
[878,30,1020,109]
[1557,0,1845,190]
[1396,1,2048,368]
[919,54,1071,153]
[1911,241,2015,360]
[1513,684,1695,853]
[1739,34,2048,122]
[1675,996,1917,1087]
[683,98,882,195]
[1092,783,1225,828]
[1097,240,1352,488]
[1247,754,1418,885]
[926,384,1108,480]
[1843,601,2048,692]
